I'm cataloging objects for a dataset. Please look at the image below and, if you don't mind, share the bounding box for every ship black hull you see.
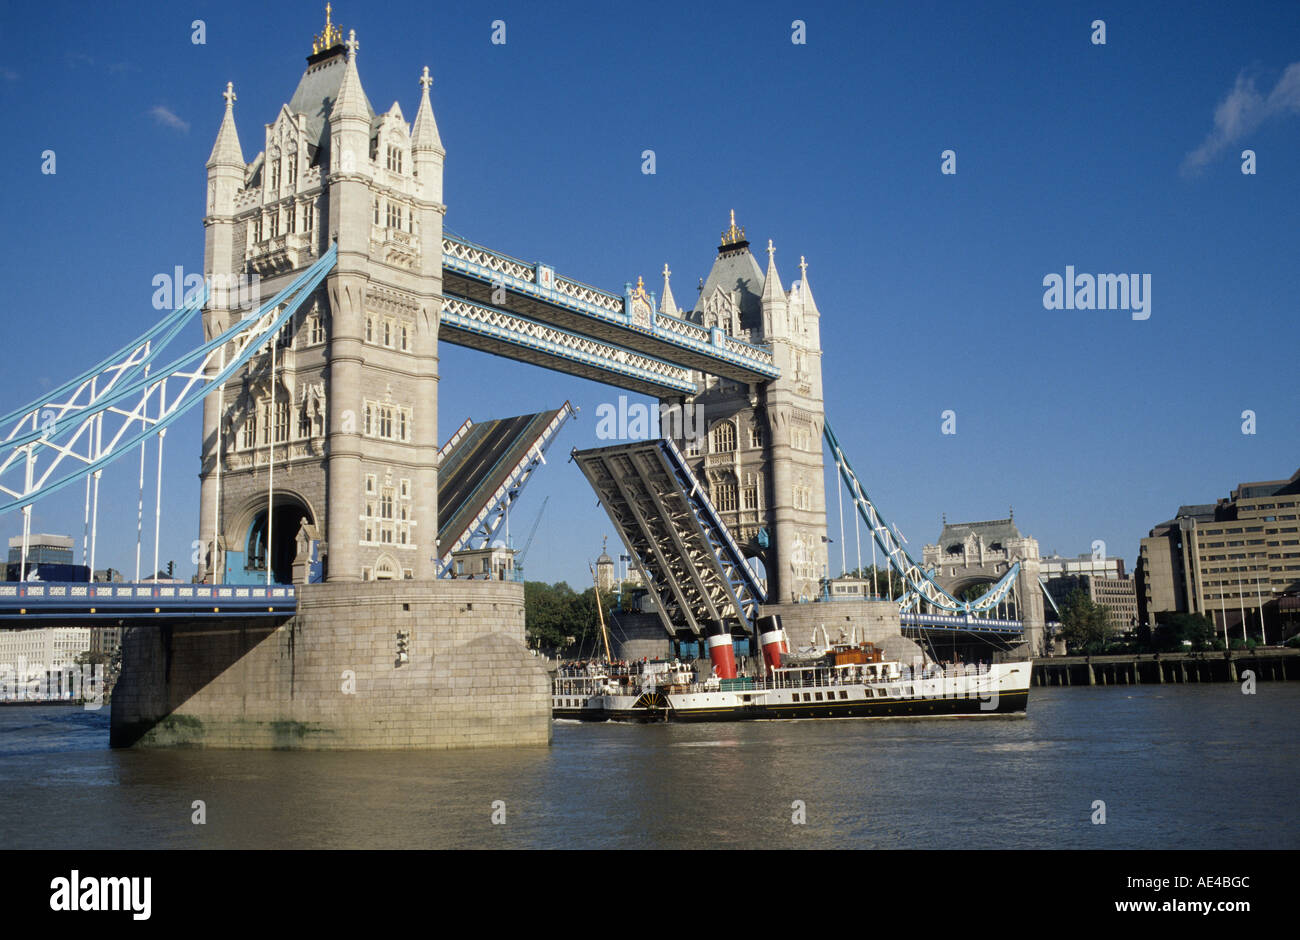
[667,689,1029,722]
[553,689,1028,723]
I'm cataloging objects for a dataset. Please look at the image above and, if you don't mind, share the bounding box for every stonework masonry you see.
[110,580,549,750]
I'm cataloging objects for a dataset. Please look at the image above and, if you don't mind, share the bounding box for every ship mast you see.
[590,563,613,663]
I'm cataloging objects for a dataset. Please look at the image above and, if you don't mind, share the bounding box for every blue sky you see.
[0,0,1297,585]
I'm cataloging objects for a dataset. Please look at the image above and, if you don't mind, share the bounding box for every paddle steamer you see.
[551,617,1030,723]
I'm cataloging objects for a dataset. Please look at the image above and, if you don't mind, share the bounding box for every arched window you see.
[711,421,736,453]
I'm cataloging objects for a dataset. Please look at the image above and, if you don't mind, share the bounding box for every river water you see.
[1,684,1295,850]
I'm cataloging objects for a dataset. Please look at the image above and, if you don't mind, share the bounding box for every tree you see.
[1152,612,1215,652]
[523,580,617,655]
[1058,588,1110,653]
[75,649,109,667]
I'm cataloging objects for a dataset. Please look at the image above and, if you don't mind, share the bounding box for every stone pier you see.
[110,580,550,749]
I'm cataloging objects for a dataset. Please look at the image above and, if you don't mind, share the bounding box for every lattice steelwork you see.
[440,296,697,396]
[0,246,337,516]
[824,418,1020,614]
[573,438,767,638]
[442,232,780,384]
[436,403,575,573]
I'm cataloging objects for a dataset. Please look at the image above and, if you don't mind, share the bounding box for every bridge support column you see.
[110,580,548,749]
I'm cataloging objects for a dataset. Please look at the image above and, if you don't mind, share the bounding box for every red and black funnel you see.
[704,620,737,679]
[756,613,788,670]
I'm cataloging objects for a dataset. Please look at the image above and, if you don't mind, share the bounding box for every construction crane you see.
[514,496,549,574]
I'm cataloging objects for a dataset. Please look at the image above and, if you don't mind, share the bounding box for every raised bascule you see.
[0,9,1045,747]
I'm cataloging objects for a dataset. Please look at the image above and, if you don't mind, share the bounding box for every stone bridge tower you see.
[198,12,445,584]
[922,516,1046,654]
[659,214,828,605]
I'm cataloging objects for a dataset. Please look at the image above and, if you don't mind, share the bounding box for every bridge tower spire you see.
[411,66,445,204]
[659,263,678,317]
[662,214,828,605]
[198,12,445,585]
[198,81,248,581]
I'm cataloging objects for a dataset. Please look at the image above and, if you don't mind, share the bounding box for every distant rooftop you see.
[7,534,73,549]
[935,517,1022,550]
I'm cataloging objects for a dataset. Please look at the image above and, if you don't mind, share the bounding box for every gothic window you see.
[382,319,392,347]
[711,421,736,454]
[242,416,256,449]
[304,202,313,234]
[365,317,374,343]
[286,204,296,234]
[308,315,325,345]
[274,401,289,443]
[400,324,409,351]
[252,217,263,243]
[715,482,738,513]
[373,197,380,225]
[270,159,281,190]
[400,479,410,499]
[386,201,401,229]
[750,425,764,448]
[381,490,394,520]
[386,145,403,173]
[365,474,376,494]
[743,487,758,511]
[362,402,411,442]
[269,210,280,238]
[288,155,298,186]
[298,402,310,438]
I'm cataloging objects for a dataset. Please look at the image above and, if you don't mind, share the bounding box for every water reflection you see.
[1,684,1296,849]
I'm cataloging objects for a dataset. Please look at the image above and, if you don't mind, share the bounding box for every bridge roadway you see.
[0,581,296,626]
[440,233,780,391]
[900,611,1024,636]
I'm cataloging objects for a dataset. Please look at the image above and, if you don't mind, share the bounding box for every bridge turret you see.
[205,82,245,218]
[199,82,247,581]
[792,256,822,355]
[411,67,445,206]
[759,239,787,339]
[659,264,679,317]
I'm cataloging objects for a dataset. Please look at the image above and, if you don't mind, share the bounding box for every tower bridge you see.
[0,9,1043,746]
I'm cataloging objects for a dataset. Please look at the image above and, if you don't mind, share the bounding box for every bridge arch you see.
[946,576,1020,620]
[227,489,316,585]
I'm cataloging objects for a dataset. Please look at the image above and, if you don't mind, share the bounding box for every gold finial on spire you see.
[720,209,746,246]
[636,275,645,292]
[312,3,344,54]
